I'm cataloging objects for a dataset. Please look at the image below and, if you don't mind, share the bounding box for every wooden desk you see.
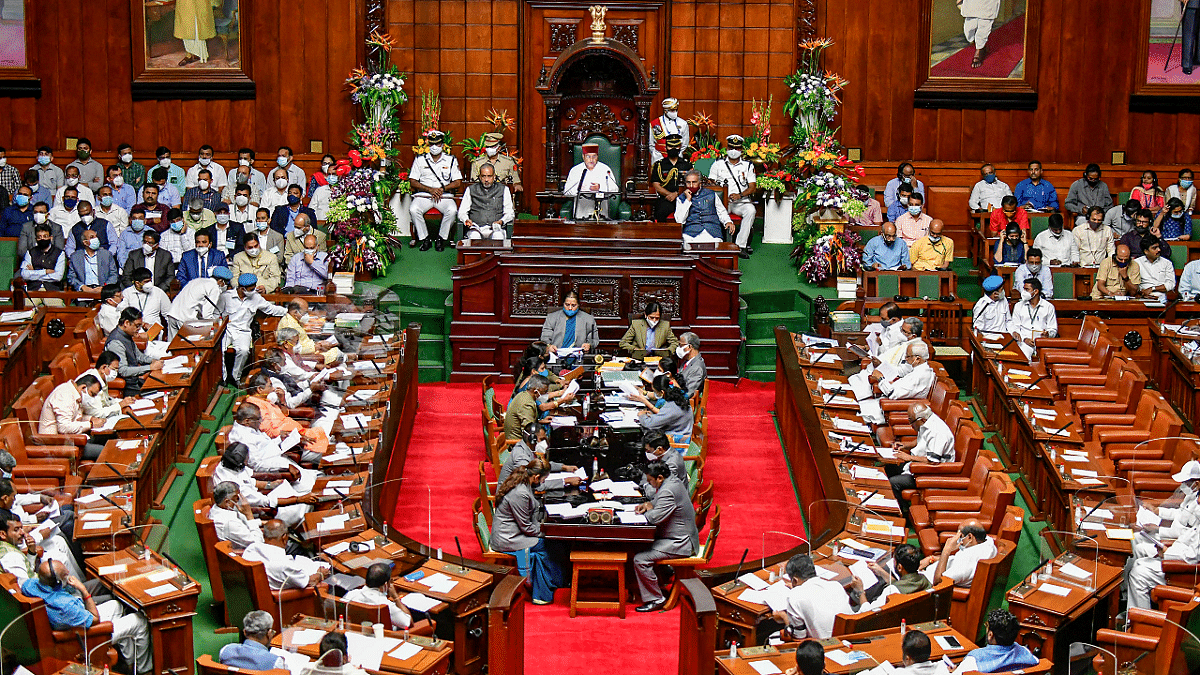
[84,434,163,526]
[540,520,657,543]
[85,546,201,675]
[394,560,492,675]
[0,308,42,413]
[710,562,853,649]
[273,615,453,675]
[1149,322,1200,430]
[1006,553,1123,669]
[323,528,425,579]
[73,486,137,554]
[300,506,368,548]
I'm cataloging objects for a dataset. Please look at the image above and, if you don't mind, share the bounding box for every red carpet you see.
[1146,42,1200,85]
[392,379,806,674]
[929,15,1026,79]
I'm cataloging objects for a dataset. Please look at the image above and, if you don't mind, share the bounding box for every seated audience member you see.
[232,234,282,293]
[408,132,462,251]
[187,146,227,190]
[261,168,291,211]
[894,630,939,675]
[39,375,106,461]
[895,192,931,245]
[22,559,152,674]
[55,166,95,206]
[63,200,117,257]
[541,291,598,354]
[1126,460,1200,609]
[67,228,119,292]
[1032,213,1079,266]
[1065,163,1112,216]
[973,275,1010,333]
[243,519,331,590]
[865,301,900,356]
[639,430,687,498]
[0,482,81,580]
[25,167,52,207]
[502,375,573,440]
[498,423,577,488]
[884,402,954,499]
[95,184,129,236]
[130,183,170,232]
[884,162,926,212]
[209,481,266,548]
[957,609,1039,673]
[249,208,286,257]
[211,443,316,528]
[1136,235,1175,302]
[786,640,827,675]
[1011,278,1058,359]
[909,219,953,271]
[968,163,1011,211]
[176,230,227,286]
[1156,196,1192,241]
[283,213,327,261]
[1077,206,1115,267]
[1,186,35,237]
[1119,209,1154,257]
[675,169,735,248]
[283,234,329,294]
[1131,169,1166,212]
[709,135,758,252]
[491,459,565,605]
[1014,160,1059,212]
[1104,198,1140,236]
[122,229,175,291]
[19,223,66,291]
[993,223,1026,265]
[77,351,132,420]
[270,184,315,236]
[120,268,172,330]
[636,376,694,437]
[220,272,288,383]
[303,632,367,675]
[919,519,997,587]
[166,266,231,336]
[106,163,137,212]
[342,562,414,630]
[632,459,698,612]
[219,610,285,670]
[115,210,147,266]
[850,544,932,612]
[852,185,883,226]
[619,301,680,359]
[676,332,706,397]
[149,166,181,209]
[105,307,163,398]
[1167,167,1196,214]
[861,222,910,271]
[183,170,223,216]
[1092,244,1141,299]
[887,182,914,223]
[32,146,64,195]
[459,163,514,241]
[308,158,335,221]
[278,299,342,364]
[1148,218,1175,260]
[1180,258,1200,300]
[869,341,935,399]
[0,508,42,583]
[987,195,1029,239]
[227,183,258,227]
[1013,247,1053,300]
[773,553,851,639]
[16,201,57,260]
[160,208,195,263]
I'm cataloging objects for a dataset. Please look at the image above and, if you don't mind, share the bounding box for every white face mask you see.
[199,157,211,166]
[158,158,171,168]
[266,391,279,404]
[239,158,250,167]
[235,195,249,207]
[247,247,261,258]
[299,313,311,323]
[675,345,688,358]
[33,213,47,224]
[199,180,210,190]
[66,176,79,186]
[81,214,94,224]
[120,153,133,164]
[429,145,443,157]
[274,178,288,190]
[645,451,658,461]
[646,318,659,328]
[535,440,549,453]
[726,149,741,160]
[112,175,124,188]
[196,246,209,256]
[142,243,154,255]
[485,147,498,158]
[304,247,317,256]
[666,111,678,120]
[256,221,269,231]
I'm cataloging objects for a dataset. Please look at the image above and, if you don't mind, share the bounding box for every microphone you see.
[992,335,1018,354]
[1156,294,1183,319]
[1019,372,1051,392]
[176,331,201,349]
[726,548,750,590]
[454,536,470,575]
[809,348,832,365]
[1046,420,1075,438]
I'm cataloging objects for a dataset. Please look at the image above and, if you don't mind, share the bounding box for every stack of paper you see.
[850,465,887,481]
[418,572,459,594]
[340,413,372,429]
[616,512,648,524]
[832,418,871,434]
[400,592,441,612]
[316,514,350,532]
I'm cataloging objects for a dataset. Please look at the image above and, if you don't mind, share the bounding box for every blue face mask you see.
[37,156,50,166]
[63,198,78,210]
[1183,179,1195,189]
[277,156,289,167]
[100,195,113,207]
[563,308,578,317]
[287,195,301,207]
[907,205,922,216]
[537,368,549,377]
[170,220,184,232]
[983,174,997,184]
[131,220,145,232]
[14,194,28,207]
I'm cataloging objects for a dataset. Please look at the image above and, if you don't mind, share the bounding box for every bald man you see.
[918,519,997,588]
[283,233,329,294]
[909,219,954,271]
[1091,244,1142,299]
[276,297,342,365]
[861,222,910,270]
[242,519,331,591]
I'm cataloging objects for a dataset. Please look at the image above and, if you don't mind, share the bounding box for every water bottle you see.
[729,641,738,659]
[900,619,907,636]
[592,456,599,478]
[583,394,590,419]
[338,614,345,631]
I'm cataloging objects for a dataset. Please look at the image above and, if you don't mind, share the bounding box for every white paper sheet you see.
[400,592,442,612]
[286,628,326,646]
[144,583,176,597]
[816,566,839,580]
[82,521,110,530]
[97,564,127,575]
[82,512,112,521]
[1038,583,1072,597]
[389,641,423,662]
[749,661,783,675]
[738,573,768,591]
[146,569,175,583]
[849,559,879,588]
[1059,562,1092,581]
[616,512,648,524]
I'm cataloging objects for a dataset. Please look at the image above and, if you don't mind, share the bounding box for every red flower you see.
[335,159,353,176]
[348,150,363,167]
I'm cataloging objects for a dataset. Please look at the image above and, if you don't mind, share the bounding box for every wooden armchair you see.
[472,498,514,565]
[193,499,230,625]
[947,539,1017,643]
[1067,365,1146,419]
[905,454,995,508]
[1096,401,1183,458]
[216,540,317,631]
[897,418,982,487]
[1082,390,1164,445]
[1118,436,1200,494]
[1093,585,1200,675]
[10,376,89,457]
[197,654,289,675]
[912,472,1017,555]
[660,506,720,611]
[0,423,83,494]
[0,573,117,668]
[831,578,953,635]
[1035,315,1104,365]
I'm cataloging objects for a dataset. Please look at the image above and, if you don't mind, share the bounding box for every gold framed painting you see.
[131,0,255,99]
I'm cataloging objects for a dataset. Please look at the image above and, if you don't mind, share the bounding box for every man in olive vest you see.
[459,164,514,241]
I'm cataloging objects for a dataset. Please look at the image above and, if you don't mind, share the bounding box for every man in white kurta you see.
[871,342,937,400]
[209,482,266,548]
[1127,461,1200,609]
[243,520,330,590]
[959,0,1002,65]
[1033,217,1080,266]
[920,521,997,587]
[166,268,229,337]
[973,276,1011,333]
[563,143,618,220]
[708,135,758,249]
[1011,278,1058,360]
[218,273,287,382]
[408,131,463,250]
[775,554,852,639]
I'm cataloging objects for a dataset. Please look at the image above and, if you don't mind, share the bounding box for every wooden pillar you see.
[677,578,718,675]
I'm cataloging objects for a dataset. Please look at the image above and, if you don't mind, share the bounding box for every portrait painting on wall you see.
[0,0,28,70]
[1137,0,1200,96]
[131,0,253,98]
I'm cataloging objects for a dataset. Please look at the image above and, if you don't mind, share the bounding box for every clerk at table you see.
[497,422,578,488]
[618,301,680,359]
[491,458,564,605]
[503,375,574,440]
[540,291,598,353]
[639,431,687,499]
[632,459,698,612]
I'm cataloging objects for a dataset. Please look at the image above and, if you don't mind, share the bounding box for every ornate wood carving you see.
[564,102,633,144]
[510,275,562,316]
[570,276,622,317]
[612,24,639,52]
[632,277,681,319]
[548,21,579,55]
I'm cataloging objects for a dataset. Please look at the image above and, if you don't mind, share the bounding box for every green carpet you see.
[370,238,458,291]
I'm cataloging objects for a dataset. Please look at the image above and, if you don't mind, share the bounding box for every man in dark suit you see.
[618,301,681,359]
[269,184,316,235]
[632,459,699,612]
[176,230,228,286]
[121,229,175,292]
[201,207,247,257]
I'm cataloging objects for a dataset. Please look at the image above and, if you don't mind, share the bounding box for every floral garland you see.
[743,97,782,164]
[790,218,863,283]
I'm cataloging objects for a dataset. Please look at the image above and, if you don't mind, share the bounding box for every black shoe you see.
[1186,65,1195,75]
[419,238,433,251]
[738,250,751,260]
[408,236,419,248]
[636,600,666,613]
[745,245,754,255]
[435,237,446,252]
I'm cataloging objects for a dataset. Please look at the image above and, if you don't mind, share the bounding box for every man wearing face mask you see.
[186,144,227,188]
[864,301,899,357]
[894,191,932,246]
[1101,198,1139,237]
[202,204,246,256]
[675,170,735,248]
[64,201,118,258]
[1136,235,1175,302]
[19,223,66,291]
[209,481,266,548]
[1012,248,1053,301]
[409,131,464,251]
[498,423,579,488]
[115,143,146,190]
[676,332,707,397]
[23,169,50,209]
[121,230,175,291]
[151,167,183,210]
[270,184,316,235]
[1092,244,1141,299]
[154,146,188,196]
[1032,213,1079,266]
[909,219,953,271]
[708,135,758,252]
[65,138,103,191]
[114,211,148,266]
[218,273,289,383]
[167,266,231,337]
[283,234,329,294]
[884,402,954,507]
[968,163,1011,211]
[29,146,63,194]
[231,233,281,293]
[308,164,334,223]
[563,142,618,221]
[283,213,327,261]
[183,169,223,217]
[469,132,523,193]
[176,231,228,286]
[459,163,514,241]
[861,222,910,271]
[66,228,118,292]
[130,183,169,232]
[276,298,342,364]
[869,341,936,399]
[619,301,681,359]
[648,98,690,165]
[1065,163,1112,218]
[650,134,692,222]
[919,520,996,588]
[94,184,129,236]
[96,284,124,335]
[639,431,686,499]
[1011,278,1058,360]
[276,146,307,195]
[260,168,292,211]
[884,162,925,211]
[0,186,34,238]
[227,148,268,194]
[226,183,259,226]
[48,186,81,234]
[0,147,21,200]
[972,275,1010,333]
[1118,209,1155,257]
[118,268,171,329]
[16,202,57,261]
[77,352,135,420]
[54,166,94,209]
[160,207,196,264]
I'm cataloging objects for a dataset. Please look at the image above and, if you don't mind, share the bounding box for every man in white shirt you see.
[260,168,292,212]
[563,142,618,221]
[211,444,316,528]
[707,135,758,251]
[894,631,942,675]
[167,266,230,337]
[1011,278,1058,360]
[886,402,955,498]
[920,520,997,587]
[1076,206,1115,267]
[1032,214,1079,266]
[39,376,106,461]
[210,481,265,548]
[243,519,331,591]
[276,147,307,196]
[0,509,41,583]
[54,166,95,208]
[870,341,936,400]
[459,163,514,241]
[973,276,1010,334]
[1136,235,1176,302]
[219,272,288,383]
[342,562,413,629]
[119,268,172,330]
[96,284,124,336]
[408,131,463,251]
[48,186,81,237]
[186,145,227,189]
[864,302,899,357]
[968,163,1011,211]
[161,209,195,263]
[94,185,129,236]
[773,553,851,639]
[227,149,269,195]
[77,352,131,420]
[1180,258,1200,301]
[1012,248,1054,300]
[229,404,295,473]
[1126,461,1200,609]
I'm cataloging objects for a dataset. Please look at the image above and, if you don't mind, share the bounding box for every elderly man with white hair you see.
[869,341,936,400]
[676,331,706,397]
[219,610,285,670]
[884,402,956,505]
[1126,459,1200,609]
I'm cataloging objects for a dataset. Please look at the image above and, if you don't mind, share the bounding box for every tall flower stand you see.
[389,193,413,237]
[762,192,794,244]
